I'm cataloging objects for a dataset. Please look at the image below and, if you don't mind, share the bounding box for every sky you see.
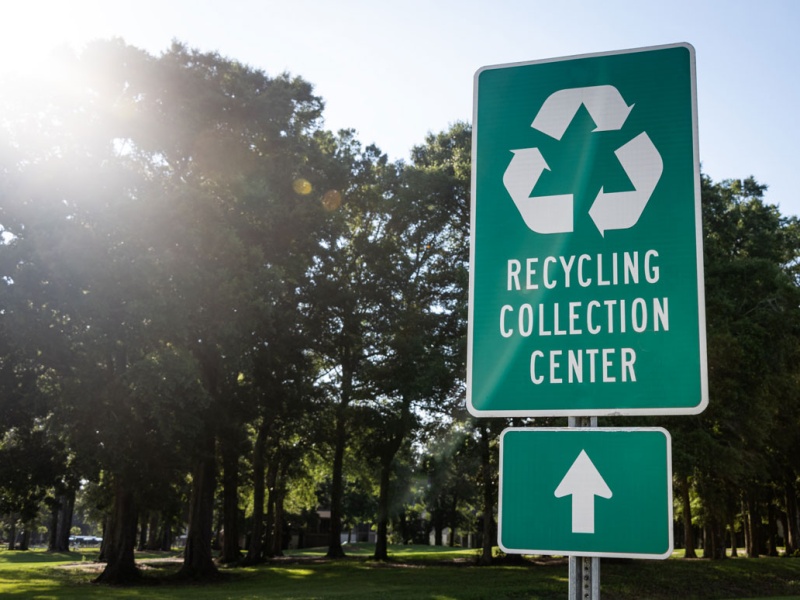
[1,0,798,217]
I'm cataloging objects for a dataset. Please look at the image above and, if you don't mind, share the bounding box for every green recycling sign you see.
[468,44,707,416]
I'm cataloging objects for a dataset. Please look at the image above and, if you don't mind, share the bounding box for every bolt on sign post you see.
[467,43,706,417]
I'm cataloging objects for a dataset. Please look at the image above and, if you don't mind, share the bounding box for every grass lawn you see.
[1,544,799,599]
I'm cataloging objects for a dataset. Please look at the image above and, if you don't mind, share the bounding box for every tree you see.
[242,317,319,563]
[301,131,398,558]
[364,123,472,560]
[0,38,329,582]
[0,43,175,580]
[421,423,482,547]
[0,427,64,549]
[669,175,800,559]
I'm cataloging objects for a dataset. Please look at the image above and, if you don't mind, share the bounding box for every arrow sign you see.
[531,85,634,140]
[554,450,612,534]
[503,147,573,234]
[588,132,663,236]
[499,427,673,558]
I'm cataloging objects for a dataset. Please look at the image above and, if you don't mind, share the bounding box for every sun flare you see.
[0,1,105,79]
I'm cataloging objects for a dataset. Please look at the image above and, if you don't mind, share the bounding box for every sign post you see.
[567,417,599,600]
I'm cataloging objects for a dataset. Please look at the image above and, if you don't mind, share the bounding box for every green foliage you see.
[0,427,64,521]
[664,174,800,554]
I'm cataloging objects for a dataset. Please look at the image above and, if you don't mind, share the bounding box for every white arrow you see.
[554,450,612,534]
[588,132,663,236]
[502,148,573,234]
[532,85,634,140]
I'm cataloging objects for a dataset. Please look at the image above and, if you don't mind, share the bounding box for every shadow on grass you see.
[0,550,83,565]
[4,547,800,599]
[1,550,569,599]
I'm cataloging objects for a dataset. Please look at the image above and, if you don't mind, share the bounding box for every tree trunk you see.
[95,479,140,584]
[396,510,409,545]
[56,491,75,552]
[48,503,60,552]
[19,525,30,551]
[785,478,799,554]
[244,420,268,565]
[220,435,242,563]
[179,432,219,580]
[212,512,222,552]
[373,457,392,560]
[326,403,347,558]
[7,519,16,551]
[742,498,750,557]
[271,479,286,557]
[779,511,789,554]
[373,400,410,561]
[746,492,760,558]
[137,512,147,551]
[98,511,111,562]
[433,509,444,546]
[707,520,725,560]
[146,512,160,550]
[159,521,172,551]
[729,514,738,557]
[678,473,697,558]
[264,459,278,557]
[767,500,779,556]
[477,423,494,566]
[449,495,459,547]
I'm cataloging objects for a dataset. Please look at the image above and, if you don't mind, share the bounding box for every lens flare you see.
[321,190,342,211]
[293,178,312,195]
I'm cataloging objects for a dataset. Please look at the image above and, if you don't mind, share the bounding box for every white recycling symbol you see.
[502,85,663,236]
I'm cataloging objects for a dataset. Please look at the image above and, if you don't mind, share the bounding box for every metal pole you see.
[568,416,600,600]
